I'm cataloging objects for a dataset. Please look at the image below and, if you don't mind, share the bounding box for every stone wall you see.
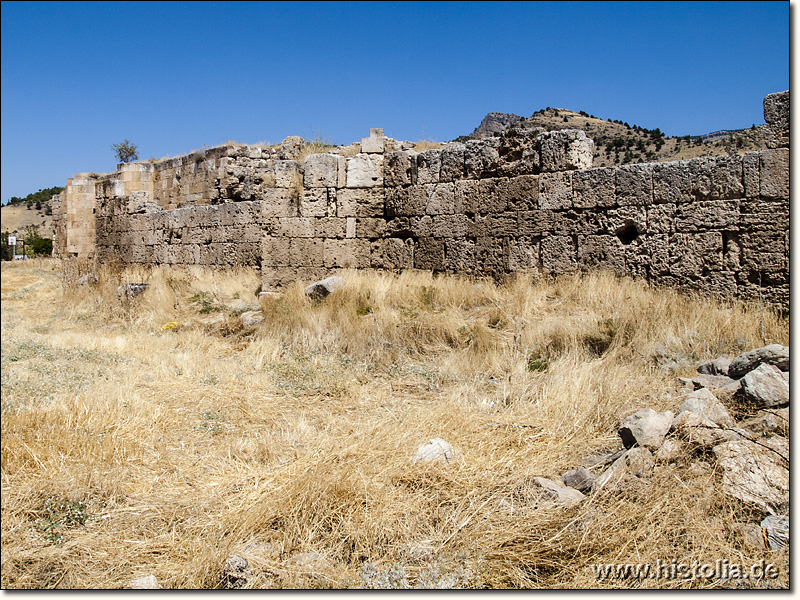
[52,92,789,310]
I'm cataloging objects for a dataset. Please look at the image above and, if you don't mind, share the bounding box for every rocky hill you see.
[0,203,54,236]
[462,106,768,167]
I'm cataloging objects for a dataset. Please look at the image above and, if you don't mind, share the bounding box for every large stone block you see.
[742,152,760,198]
[605,205,646,239]
[507,236,540,271]
[740,230,788,272]
[538,172,572,210]
[361,128,386,153]
[371,237,414,269]
[274,160,300,188]
[518,209,556,236]
[432,214,468,238]
[573,167,616,209]
[763,90,789,149]
[675,199,739,232]
[354,217,387,239]
[414,237,445,271]
[424,182,456,215]
[668,232,723,277]
[474,178,508,214]
[287,238,324,267]
[503,174,538,210]
[616,164,653,206]
[273,217,314,238]
[759,149,789,199]
[465,138,501,179]
[454,179,479,213]
[323,238,369,268]
[646,203,676,234]
[538,129,594,172]
[346,154,383,188]
[416,149,441,184]
[444,238,477,272]
[384,151,417,187]
[314,217,347,238]
[300,188,334,217]
[487,213,519,237]
[474,236,507,274]
[577,235,626,275]
[710,155,744,200]
[410,215,433,237]
[337,188,385,218]
[439,144,466,181]
[303,153,340,188]
[541,234,577,274]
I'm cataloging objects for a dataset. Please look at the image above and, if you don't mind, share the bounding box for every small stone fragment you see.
[128,575,161,589]
[529,477,586,507]
[304,276,343,300]
[618,408,674,449]
[561,466,595,492]
[677,388,735,427]
[697,357,731,376]
[412,438,462,465]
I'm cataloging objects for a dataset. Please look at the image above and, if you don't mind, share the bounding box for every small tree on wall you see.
[112,140,139,163]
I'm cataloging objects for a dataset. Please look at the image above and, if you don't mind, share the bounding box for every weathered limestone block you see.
[577,235,626,275]
[616,164,653,206]
[414,237,445,271]
[475,237,507,274]
[507,236,540,271]
[668,232,723,277]
[347,154,383,188]
[466,214,489,237]
[538,172,573,210]
[502,174,538,211]
[759,149,789,199]
[538,129,594,172]
[432,214,468,238]
[300,188,334,217]
[337,188,385,218]
[572,167,616,209]
[739,230,787,272]
[454,179,479,213]
[288,238,324,267]
[240,223,263,244]
[358,128,385,154]
[540,235,577,274]
[487,213,518,237]
[416,149,441,185]
[675,200,739,232]
[763,90,789,149]
[742,152,760,198]
[384,151,418,187]
[371,237,413,269]
[262,235,290,267]
[303,153,340,188]
[410,215,433,237]
[323,238,369,268]
[439,144,466,181]
[274,160,300,188]
[464,138,501,179]
[646,203,676,234]
[518,210,555,236]
[444,238,477,272]
[273,217,314,238]
[354,217,387,239]
[314,217,347,238]
[710,155,744,200]
[473,178,508,214]
[605,206,646,240]
[740,363,789,408]
[424,182,456,215]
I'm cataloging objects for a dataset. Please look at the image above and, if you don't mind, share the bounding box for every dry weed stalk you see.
[1,259,789,588]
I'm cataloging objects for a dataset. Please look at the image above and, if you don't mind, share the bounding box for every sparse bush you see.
[112,139,139,163]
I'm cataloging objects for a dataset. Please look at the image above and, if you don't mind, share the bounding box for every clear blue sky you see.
[0,1,789,204]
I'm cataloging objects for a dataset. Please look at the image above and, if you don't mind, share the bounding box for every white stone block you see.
[346,154,383,188]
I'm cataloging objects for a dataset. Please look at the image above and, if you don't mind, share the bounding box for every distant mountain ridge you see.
[461,106,767,167]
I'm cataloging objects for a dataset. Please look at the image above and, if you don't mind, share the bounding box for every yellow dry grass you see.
[0,258,789,589]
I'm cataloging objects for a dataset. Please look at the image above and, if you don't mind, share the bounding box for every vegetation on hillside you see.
[5,186,63,213]
[0,259,788,589]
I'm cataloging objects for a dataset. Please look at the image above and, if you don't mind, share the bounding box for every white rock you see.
[713,439,789,514]
[128,575,161,589]
[618,408,674,449]
[740,363,789,408]
[304,276,343,300]
[412,438,461,465]
[677,388,735,427]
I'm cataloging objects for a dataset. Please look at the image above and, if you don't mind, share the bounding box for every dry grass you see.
[412,140,444,151]
[1,259,789,589]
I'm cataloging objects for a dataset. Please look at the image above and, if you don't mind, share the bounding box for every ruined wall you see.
[53,92,789,310]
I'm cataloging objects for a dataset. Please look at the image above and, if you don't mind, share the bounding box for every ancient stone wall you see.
[52,92,789,310]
